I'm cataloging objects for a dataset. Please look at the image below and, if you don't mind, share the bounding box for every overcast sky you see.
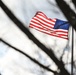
[0,0,76,75]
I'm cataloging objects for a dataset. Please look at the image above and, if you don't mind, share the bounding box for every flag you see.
[29,11,70,40]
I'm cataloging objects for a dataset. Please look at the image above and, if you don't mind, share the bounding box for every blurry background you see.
[0,0,76,75]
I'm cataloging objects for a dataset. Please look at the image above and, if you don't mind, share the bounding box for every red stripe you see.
[50,31,68,36]
[31,18,54,29]
[30,22,68,35]
[29,24,68,39]
[49,18,56,22]
[29,12,69,40]
[36,15,55,25]
[37,12,48,18]
[31,20,41,26]
[31,20,68,35]
[30,23,53,32]
[37,12,56,22]
[37,13,56,22]
[55,29,68,33]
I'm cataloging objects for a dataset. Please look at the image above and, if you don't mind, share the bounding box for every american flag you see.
[29,11,70,40]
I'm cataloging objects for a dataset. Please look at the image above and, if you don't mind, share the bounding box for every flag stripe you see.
[31,19,54,30]
[30,24,68,39]
[37,12,56,22]
[30,22,68,35]
[29,11,69,40]
[30,23,68,39]
[30,22,53,32]
[30,23,68,37]
[36,15,56,25]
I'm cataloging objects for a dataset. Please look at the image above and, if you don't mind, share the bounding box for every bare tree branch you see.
[56,0,76,30]
[0,1,70,75]
[72,0,76,8]
[0,38,57,74]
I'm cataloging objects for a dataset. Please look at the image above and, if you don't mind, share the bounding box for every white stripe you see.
[36,15,56,24]
[38,12,46,17]
[38,12,56,21]
[30,22,68,35]
[30,22,42,28]
[30,25,53,34]
[55,29,68,32]
[56,32,68,36]
[31,19,53,30]
[30,25,68,39]
[34,17,54,28]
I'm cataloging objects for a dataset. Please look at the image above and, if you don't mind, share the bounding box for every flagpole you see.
[71,27,74,75]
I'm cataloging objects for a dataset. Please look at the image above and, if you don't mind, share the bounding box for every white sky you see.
[0,0,76,75]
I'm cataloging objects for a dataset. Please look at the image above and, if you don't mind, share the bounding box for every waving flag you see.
[29,11,70,40]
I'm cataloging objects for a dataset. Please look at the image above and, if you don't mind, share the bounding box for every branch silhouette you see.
[56,0,76,30]
[72,0,76,8]
[0,1,70,75]
[0,38,57,74]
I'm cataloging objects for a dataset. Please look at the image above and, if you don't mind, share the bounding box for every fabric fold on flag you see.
[29,11,70,40]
